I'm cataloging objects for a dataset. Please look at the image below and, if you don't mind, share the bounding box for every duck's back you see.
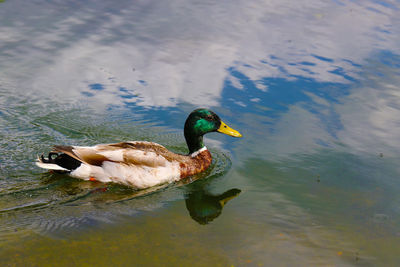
[54,141,184,188]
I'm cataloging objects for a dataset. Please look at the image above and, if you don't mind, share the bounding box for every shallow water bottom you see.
[2,187,399,267]
[0,201,332,267]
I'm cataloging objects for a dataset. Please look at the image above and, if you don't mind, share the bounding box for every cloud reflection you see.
[0,0,399,157]
[0,0,399,109]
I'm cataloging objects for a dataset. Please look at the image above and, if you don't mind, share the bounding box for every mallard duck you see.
[36,109,242,189]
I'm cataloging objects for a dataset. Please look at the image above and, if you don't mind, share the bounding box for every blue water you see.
[1,0,400,265]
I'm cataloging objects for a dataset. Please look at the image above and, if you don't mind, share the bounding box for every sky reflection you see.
[0,0,398,163]
[1,0,399,108]
[1,0,400,265]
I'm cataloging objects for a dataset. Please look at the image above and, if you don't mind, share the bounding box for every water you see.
[1,0,400,265]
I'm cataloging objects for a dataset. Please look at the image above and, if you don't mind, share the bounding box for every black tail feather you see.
[40,152,81,171]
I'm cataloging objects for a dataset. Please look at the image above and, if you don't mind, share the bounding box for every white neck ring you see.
[190,146,207,157]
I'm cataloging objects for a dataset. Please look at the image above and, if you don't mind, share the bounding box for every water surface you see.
[1,0,400,265]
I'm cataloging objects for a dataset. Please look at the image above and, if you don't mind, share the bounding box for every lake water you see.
[1,0,400,265]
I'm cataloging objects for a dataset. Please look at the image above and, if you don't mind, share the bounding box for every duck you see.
[36,108,242,189]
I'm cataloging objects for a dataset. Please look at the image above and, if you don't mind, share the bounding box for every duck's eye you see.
[205,115,213,121]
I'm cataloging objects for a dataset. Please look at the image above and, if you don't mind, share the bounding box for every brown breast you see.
[179,149,212,178]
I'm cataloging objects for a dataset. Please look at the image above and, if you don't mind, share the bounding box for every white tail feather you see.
[35,161,69,171]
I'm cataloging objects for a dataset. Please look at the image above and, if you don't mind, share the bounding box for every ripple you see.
[0,146,232,239]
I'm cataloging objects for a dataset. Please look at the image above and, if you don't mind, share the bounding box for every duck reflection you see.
[185,188,241,225]
[40,171,241,226]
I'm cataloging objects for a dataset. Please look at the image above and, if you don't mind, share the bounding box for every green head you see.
[184,108,242,154]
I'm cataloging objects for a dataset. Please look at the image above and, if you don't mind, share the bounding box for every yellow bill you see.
[217,121,242,137]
